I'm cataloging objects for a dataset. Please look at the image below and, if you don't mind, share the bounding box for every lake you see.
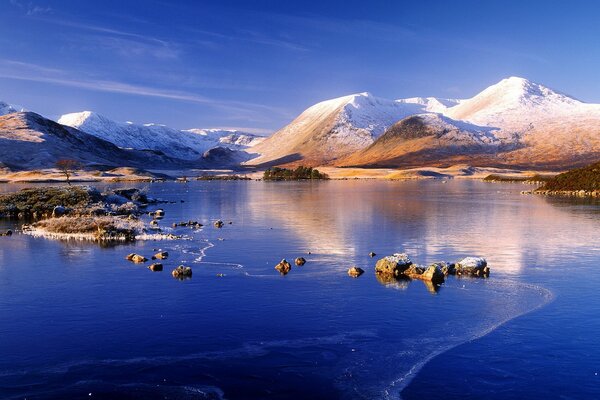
[0,180,599,399]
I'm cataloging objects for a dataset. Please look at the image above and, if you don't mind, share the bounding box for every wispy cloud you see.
[9,0,52,15]
[0,59,292,121]
[186,27,309,52]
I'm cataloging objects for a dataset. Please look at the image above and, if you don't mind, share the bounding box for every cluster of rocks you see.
[274,257,307,275]
[0,229,12,236]
[124,251,192,279]
[374,253,490,285]
[527,189,600,197]
[172,220,203,229]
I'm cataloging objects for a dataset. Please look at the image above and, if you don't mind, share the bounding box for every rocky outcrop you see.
[275,259,292,275]
[375,253,412,276]
[347,266,365,278]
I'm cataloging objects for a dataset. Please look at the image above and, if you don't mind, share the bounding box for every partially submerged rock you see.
[347,266,364,278]
[295,257,306,266]
[0,229,12,237]
[405,264,445,284]
[152,251,169,260]
[213,220,224,228]
[455,257,490,277]
[375,253,412,276]
[148,263,163,272]
[275,259,292,275]
[172,265,192,279]
[369,252,376,258]
[126,253,147,263]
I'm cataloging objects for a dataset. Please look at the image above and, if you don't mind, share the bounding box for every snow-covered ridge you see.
[58,111,263,160]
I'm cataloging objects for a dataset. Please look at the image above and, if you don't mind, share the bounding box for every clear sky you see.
[1,0,599,133]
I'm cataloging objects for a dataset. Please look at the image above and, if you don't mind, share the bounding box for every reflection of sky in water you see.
[0,180,597,399]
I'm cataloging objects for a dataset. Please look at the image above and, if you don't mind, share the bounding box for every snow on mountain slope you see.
[247,92,429,165]
[58,111,263,160]
[444,77,587,128]
[0,101,17,116]
[396,97,461,114]
[185,128,265,148]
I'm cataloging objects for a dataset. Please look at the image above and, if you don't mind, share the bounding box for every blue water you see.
[0,180,598,399]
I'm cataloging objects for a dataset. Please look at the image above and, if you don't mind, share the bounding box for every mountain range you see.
[1,76,599,173]
[248,77,600,169]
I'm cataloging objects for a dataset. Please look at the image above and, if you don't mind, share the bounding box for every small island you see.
[263,166,329,181]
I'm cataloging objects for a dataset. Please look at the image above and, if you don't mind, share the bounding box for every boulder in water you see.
[126,253,147,263]
[172,265,192,279]
[375,253,412,276]
[295,257,306,266]
[455,257,490,277]
[213,220,224,228]
[148,263,163,272]
[275,259,292,275]
[347,266,364,278]
[152,251,169,260]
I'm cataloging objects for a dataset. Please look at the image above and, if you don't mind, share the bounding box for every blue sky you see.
[1,0,599,133]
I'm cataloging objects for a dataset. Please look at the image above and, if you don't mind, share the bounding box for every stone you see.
[404,264,445,284]
[347,266,364,278]
[154,209,165,217]
[295,257,306,266]
[369,252,376,257]
[150,220,159,226]
[125,253,147,263]
[148,263,163,272]
[172,265,192,279]
[153,251,169,260]
[375,253,412,276]
[52,205,66,218]
[455,257,489,277]
[214,220,224,228]
[0,229,12,237]
[275,259,292,275]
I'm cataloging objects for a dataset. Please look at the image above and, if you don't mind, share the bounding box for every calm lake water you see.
[0,180,599,399]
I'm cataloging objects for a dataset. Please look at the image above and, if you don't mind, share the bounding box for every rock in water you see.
[0,230,12,237]
[148,263,163,272]
[154,209,165,217]
[152,251,169,260]
[375,253,412,276]
[455,257,490,277]
[213,220,224,228]
[295,257,306,266]
[369,252,376,257]
[348,266,365,278]
[404,263,445,283]
[125,253,147,263]
[275,259,292,275]
[172,265,192,279]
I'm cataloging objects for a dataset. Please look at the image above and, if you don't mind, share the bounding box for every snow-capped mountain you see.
[0,101,17,116]
[58,111,264,160]
[249,77,600,169]
[247,92,449,165]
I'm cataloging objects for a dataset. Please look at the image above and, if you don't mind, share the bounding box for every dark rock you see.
[148,263,163,272]
[52,205,67,218]
[369,252,376,257]
[213,220,224,228]
[295,257,306,266]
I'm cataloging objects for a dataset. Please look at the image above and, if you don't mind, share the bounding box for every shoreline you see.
[0,165,562,184]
